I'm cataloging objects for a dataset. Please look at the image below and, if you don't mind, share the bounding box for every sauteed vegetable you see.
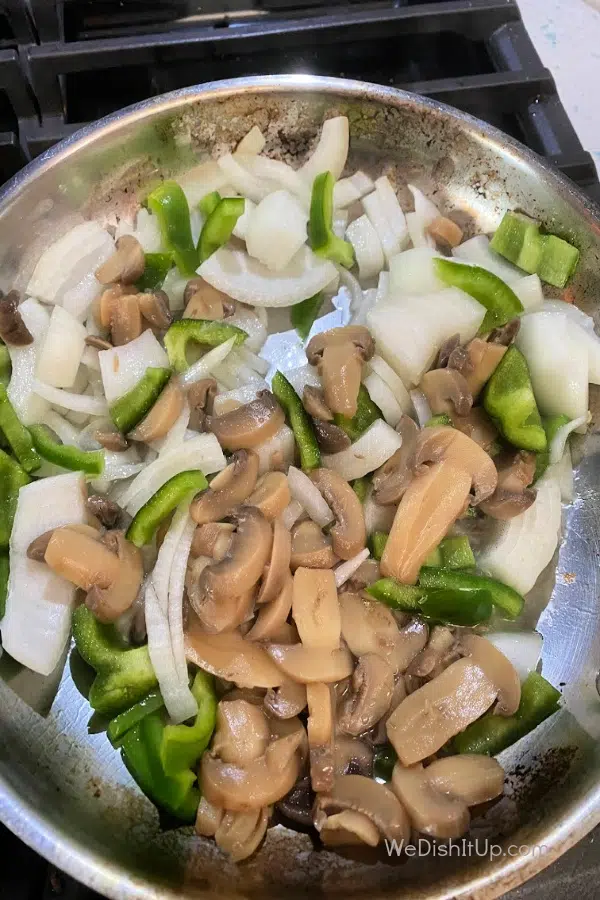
[0,114,596,862]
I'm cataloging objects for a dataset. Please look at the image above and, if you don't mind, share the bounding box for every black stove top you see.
[0,1,598,897]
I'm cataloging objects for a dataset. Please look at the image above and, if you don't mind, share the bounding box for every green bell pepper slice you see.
[135,252,174,292]
[0,344,11,386]
[490,211,580,288]
[351,476,370,504]
[147,181,198,277]
[121,711,199,822]
[427,535,476,570]
[434,259,523,332]
[110,367,172,435]
[373,744,397,782]
[164,319,247,373]
[0,447,30,550]
[72,605,158,715]
[0,551,9,619]
[426,413,453,428]
[198,197,245,263]
[483,346,546,452]
[108,690,164,747]
[29,425,104,477]
[0,385,40,473]
[534,414,571,481]
[291,293,324,342]
[272,371,321,471]
[309,171,355,268]
[126,470,208,548]
[452,671,561,756]
[366,577,493,627]
[419,567,524,619]
[368,531,389,562]
[334,384,381,442]
[160,670,217,775]
[199,190,222,219]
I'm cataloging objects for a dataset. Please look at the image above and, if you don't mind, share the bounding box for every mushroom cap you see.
[372,415,419,505]
[420,368,473,417]
[318,810,381,847]
[333,736,374,777]
[266,643,353,684]
[307,681,335,793]
[264,680,307,720]
[460,633,521,716]
[415,425,498,505]
[0,290,33,346]
[199,506,273,602]
[257,517,291,605]
[395,617,430,673]
[213,807,270,862]
[310,468,366,560]
[184,278,235,320]
[246,572,293,642]
[303,385,333,422]
[312,419,352,454]
[190,522,235,560]
[338,592,402,670]
[306,326,375,365]
[110,293,143,347]
[314,774,410,843]
[191,449,260,525]
[306,327,374,419]
[290,520,338,571]
[338,653,395,736]
[212,698,271,764]
[247,471,291,521]
[128,378,184,442]
[451,338,507,398]
[185,614,286,687]
[425,754,505,805]
[452,407,498,451]
[479,450,537,520]
[138,290,172,330]
[391,763,470,840]
[95,235,145,285]
[206,391,285,451]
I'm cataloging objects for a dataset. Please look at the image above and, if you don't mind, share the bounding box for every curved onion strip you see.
[409,389,431,428]
[281,499,304,530]
[180,337,237,387]
[334,548,370,588]
[549,414,588,465]
[287,466,334,527]
[33,380,109,416]
[168,513,196,684]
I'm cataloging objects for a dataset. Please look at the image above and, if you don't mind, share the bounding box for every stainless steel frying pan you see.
[0,75,599,900]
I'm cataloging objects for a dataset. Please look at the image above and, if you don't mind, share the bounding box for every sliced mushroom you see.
[334,736,373,777]
[406,625,456,679]
[488,318,520,346]
[307,682,335,793]
[266,643,353,684]
[319,810,381,847]
[191,450,259,526]
[346,558,380,592]
[128,378,184,442]
[460,633,521,716]
[0,290,32,346]
[312,419,352,454]
[95,430,129,452]
[265,680,307,720]
[96,235,145,285]
[212,699,271,764]
[303,385,333,421]
[138,290,172,330]
[391,763,470,839]
[420,368,473,417]
[275,775,314,829]
[188,377,218,415]
[290,520,338,571]
[257,518,291,606]
[245,472,290,522]
[314,775,410,843]
[426,754,505,805]
[450,337,507,398]
[214,807,270,862]
[111,293,143,346]
[97,283,129,329]
[184,277,235,320]
[206,392,285,451]
[479,450,537,520]
[196,796,224,837]
[202,730,304,811]
[190,522,235,560]
[452,406,498,451]
[185,614,285,687]
[188,562,256,635]
[198,507,272,602]
[43,526,142,623]
[85,334,113,351]
[395,618,429,673]
[310,468,366,560]
[86,494,122,529]
[267,621,298,644]
[291,567,341,651]
[386,658,498,766]
[338,654,394,736]
[426,216,463,249]
[306,326,375,417]
[372,415,419,505]
[246,573,293,642]
[338,592,402,670]
[436,334,461,369]
[416,426,498,506]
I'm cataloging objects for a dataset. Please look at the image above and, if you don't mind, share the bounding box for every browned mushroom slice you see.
[128,378,184,442]
[452,407,498,451]
[338,653,394,736]
[0,290,32,346]
[290,520,338,571]
[191,450,260,526]
[306,326,375,417]
[111,294,143,347]
[247,573,293,642]
[214,807,270,862]
[190,522,234,560]
[86,494,122,529]
[460,633,521,716]
[199,507,272,602]
[184,277,235,320]
[314,774,410,843]
[257,518,291,606]
[346,558,380,592]
[95,430,129,452]
[303,385,333,421]
[85,334,113,351]
[426,754,505,805]
[306,682,335,792]
[138,290,172,330]
[291,567,340,651]
[310,468,366,560]
[268,713,309,760]
[266,643,353,684]
[96,235,145,285]
[420,368,473,417]
[319,810,380,847]
[246,472,290,522]
[338,592,402,670]
[202,730,304,811]
[436,334,461,369]
[206,392,285,451]
[391,763,470,839]
[333,736,373,777]
[212,698,270,764]
[264,680,307,720]
[488,318,520,346]
[426,216,463,250]
[386,658,497,766]
[372,415,419,505]
[185,613,285,687]
[97,283,129,329]
[312,419,352,454]
[450,337,507,398]
[196,796,224,837]
[415,426,498,505]
[406,625,456,679]
[479,450,537,520]
[396,618,429,673]
[187,557,256,634]
[43,526,142,623]
[188,376,218,419]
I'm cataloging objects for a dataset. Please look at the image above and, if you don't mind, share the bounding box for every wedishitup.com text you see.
[384,839,549,861]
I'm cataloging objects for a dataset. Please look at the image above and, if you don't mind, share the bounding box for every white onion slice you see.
[512,274,544,313]
[152,398,190,457]
[27,221,114,306]
[557,445,574,502]
[36,305,87,388]
[33,380,108,416]
[238,155,311,207]
[363,484,397,535]
[281,499,304,530]
[115,208,162,253]
[334,548,370,588]
[287,466,334,527]
[168,514,196,684]
[389,247,443,296]
[300,116,349,183]
[81,345,101,372]
[542,299,600,385]
[162,266,188,312]
[232,198,256,241]
[368,355,411,411]
[346,214,385,281]
[42,410,81,447]
[180,337,237,387]
[409,389,432,428]
[363,372,403,427]
[333,171,375,209]
[336,266,364,319]
[226,303,267,352]
[98,330,169,405]
[217,152,265,203]
[322,420,402,481]
[177,160,233,208]
[487,632,543,682]
[375,271,390,306]
[352,288,377,327]
[549,415,588,465]
[212,382,266,416]
[406,212,436,249]
[246,190,308,272]
[256,424,295,475]
[7,298,51,425]
[236,345,269,376]
[235,125,266,156]
[363,179,408,263]
[452,234,522,283]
